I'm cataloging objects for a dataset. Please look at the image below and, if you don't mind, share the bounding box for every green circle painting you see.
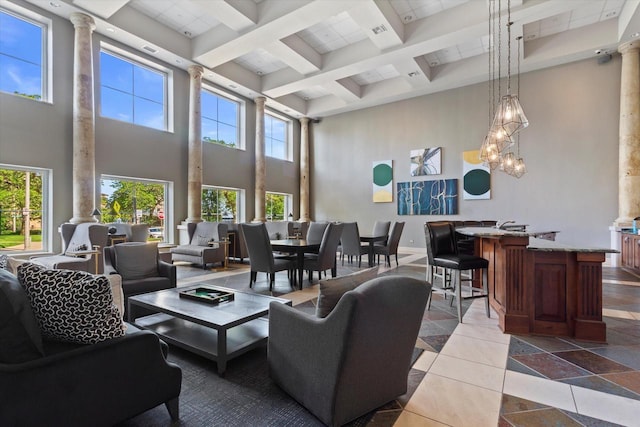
[373,163,393,186]
[463,169,490,195]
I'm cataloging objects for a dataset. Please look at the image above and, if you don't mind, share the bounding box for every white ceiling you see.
[26,0,640,119]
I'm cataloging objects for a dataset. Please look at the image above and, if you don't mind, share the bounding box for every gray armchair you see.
[104,242,176,320]
[170,222,228,269]
[268,275,430,427]
[31,223,108,274]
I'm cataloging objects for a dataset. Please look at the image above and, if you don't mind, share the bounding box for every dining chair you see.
[374,221,404,267]
[303,222,344,283]
[306,221,329,245]
[240,223,296,291]
[424,221,490,323]
[372,220,391,246]
[338,222,368,266]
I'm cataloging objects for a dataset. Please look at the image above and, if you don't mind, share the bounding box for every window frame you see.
[264,110,292,161]
[0,163,52,254]
[265,191,292,222]
[98,43,174,132]
[100,174,173,243]
[201,84,245,150]
[201,185,245,223]
[0,1,52,102]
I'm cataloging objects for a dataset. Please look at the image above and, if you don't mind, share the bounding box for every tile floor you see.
[173,250,640,427]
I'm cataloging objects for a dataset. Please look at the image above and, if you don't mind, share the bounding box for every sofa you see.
[170,222,228,268]
[0,265,182,426]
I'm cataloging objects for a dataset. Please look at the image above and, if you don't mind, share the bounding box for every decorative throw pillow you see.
[316,267,379,318]
[0,254,8,270]
[17,263,125,345]
[114,242,158,280]
[0,269,45,363]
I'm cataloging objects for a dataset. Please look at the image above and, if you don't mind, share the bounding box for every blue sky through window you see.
[202,90,239,146]
[100,50,166,130]
[0,10,43,99]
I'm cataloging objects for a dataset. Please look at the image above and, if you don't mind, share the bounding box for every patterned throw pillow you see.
[0,254,8,270]
[315,267,379,318]
[17,263,125,345]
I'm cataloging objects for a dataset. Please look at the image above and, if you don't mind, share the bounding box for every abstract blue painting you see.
[397,179,458,215]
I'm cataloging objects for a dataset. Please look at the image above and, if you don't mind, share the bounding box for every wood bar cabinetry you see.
[620,232,640,273]
[461,228,613,342]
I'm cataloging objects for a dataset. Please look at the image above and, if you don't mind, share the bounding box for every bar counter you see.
[457,227,616,342]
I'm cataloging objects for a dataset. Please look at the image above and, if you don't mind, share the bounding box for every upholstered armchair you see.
[170,222,228,269]
[104,242,176,321]
[30,223,109,274]
[268,275,430,427]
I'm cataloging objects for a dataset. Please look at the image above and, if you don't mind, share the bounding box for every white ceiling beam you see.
[192,0,257,32]
[394,57,432,86]
[323,78,361,102]
[266,35,321,75]
[348,0,404,50]
[618,0,640,43]
[193,0,360,68]
[72,0,129,19]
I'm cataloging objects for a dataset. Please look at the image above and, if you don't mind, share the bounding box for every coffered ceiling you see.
[26,0,640,119]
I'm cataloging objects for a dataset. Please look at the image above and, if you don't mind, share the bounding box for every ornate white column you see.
[299,117,311,222]
[616,41,640,225]
[69,13,96,224]
[253,97,266,222]
[186,65,204,223]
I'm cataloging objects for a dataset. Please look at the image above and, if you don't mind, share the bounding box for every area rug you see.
[116,346,424,427]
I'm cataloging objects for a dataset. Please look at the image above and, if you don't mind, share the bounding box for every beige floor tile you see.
[572,384,640,426]
[412,350,438,372]
[394,410,449,427]
[452,322,511,345]
[429,354,505,391]
[440,333,509,368]
[280,285,319,305]
[603,308,636,320]
[406,373,501,427]
[503,371,576,412]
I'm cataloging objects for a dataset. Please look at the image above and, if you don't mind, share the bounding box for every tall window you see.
[0,164,50,253]
[0,7,49,101]
[265,113,290,160]
[202,89,240,148]
[100,47,170,131]
[100,176,170,242]
[266,192,292,221]
[202,186,243,223]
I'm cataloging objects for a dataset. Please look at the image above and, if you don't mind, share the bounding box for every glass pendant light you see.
[493,94,528,136]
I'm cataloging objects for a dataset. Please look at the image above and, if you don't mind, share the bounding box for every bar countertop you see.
[456,227,617,253]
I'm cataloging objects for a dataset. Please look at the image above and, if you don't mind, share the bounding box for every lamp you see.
[481,0,528,177]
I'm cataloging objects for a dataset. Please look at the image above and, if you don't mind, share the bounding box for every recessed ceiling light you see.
[229,84,237,89]
[430,61,439,66]
[256,71,263,75]
[49,2,60,7]
[175,59,182,64]
[404,15,413,22]
[632,32,640,38]
[184,31,192,37]
[303,96,310,100]
[142,45,158,54]
[106,27,115,33]
[408,71,420,77]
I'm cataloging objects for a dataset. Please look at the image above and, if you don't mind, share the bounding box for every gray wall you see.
[0,0,300,252]
[310,56,621,250]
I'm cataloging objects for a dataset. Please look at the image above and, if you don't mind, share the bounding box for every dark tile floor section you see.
[501,267,640,426]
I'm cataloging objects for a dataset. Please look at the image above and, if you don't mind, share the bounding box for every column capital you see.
[254,96,266,107]
[299,117,310,125]
[70,12,95,31]
[188,65,204,79]
[618,41,640,55]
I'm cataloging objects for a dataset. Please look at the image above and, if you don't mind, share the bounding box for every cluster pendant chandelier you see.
[480,0,528,178]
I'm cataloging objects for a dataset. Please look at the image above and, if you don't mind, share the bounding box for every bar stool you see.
[424,221,490,323]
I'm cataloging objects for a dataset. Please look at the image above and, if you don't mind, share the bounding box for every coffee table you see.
[128,285,291,375]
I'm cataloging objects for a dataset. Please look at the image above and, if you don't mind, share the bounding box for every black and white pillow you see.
[17,263,125,345]
[0,254,8,270]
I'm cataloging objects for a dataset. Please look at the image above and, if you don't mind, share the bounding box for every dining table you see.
[270,239,320,289]
[359,234,388,267]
